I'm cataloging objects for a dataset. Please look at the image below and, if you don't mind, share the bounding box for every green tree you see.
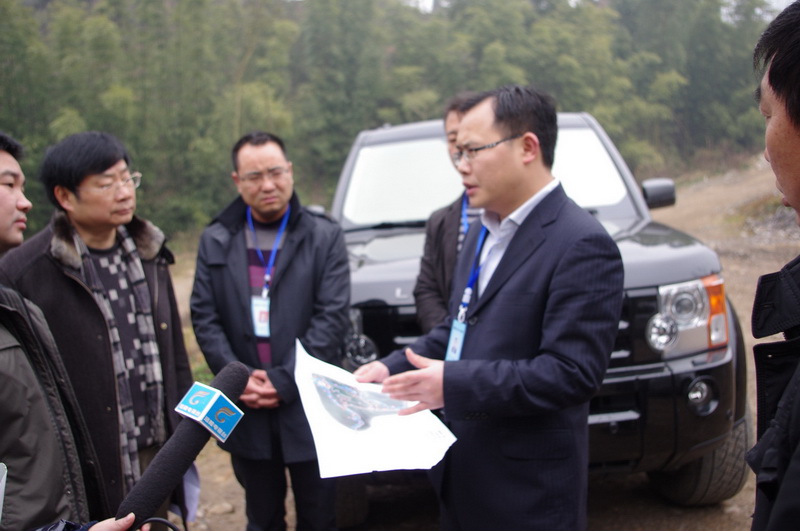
[293,0,383,199]
[0,0,53,148]
[0,0,771,234]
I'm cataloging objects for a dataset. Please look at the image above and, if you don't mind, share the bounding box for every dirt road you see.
[176,156,798,530]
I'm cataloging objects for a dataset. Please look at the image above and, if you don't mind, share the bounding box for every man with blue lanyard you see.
[190,131,350,531]
[414,93,481,334]
[356,85,624,530]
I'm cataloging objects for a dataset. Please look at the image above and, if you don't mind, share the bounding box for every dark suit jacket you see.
[384,184,624,530]
[414,196,462,333]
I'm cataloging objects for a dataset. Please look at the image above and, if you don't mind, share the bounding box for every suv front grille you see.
[610,289,661,368]
[358,288,663,368]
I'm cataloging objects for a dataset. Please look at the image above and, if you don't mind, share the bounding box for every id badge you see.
[251,296,271,338]
[445,320,467,361]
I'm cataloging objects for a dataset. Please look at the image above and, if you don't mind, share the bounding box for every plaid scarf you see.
[74,225,166,494]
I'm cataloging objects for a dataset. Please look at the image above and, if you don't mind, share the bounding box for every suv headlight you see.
[646,274,728,359]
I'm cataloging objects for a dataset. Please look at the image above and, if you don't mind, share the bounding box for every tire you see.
[648,411,752,506]
[335,474,369,528]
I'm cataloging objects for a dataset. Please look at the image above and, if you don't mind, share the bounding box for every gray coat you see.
[190,194,350,462]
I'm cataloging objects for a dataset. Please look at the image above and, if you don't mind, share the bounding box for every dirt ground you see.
[170,155,798,530]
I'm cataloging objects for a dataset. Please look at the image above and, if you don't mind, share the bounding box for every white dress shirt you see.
[477,179,559,296]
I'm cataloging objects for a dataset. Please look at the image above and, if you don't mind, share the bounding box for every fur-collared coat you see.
[0,211,193,518]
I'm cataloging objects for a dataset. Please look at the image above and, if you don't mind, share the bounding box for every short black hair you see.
[231,131,288,171]
[442,91,477,121]
[39,131,130,208]
[754,1,800,128]
[460,85,558,169]
[0,131,24,161]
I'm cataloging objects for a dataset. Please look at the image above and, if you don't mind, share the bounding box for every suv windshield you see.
[340,121,638,228]
[556,128,630,212]
[342,137,462,225]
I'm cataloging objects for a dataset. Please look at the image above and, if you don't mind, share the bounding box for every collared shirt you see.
[478,179,559,295]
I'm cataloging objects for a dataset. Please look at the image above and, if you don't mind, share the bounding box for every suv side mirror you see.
[642,178,676,209]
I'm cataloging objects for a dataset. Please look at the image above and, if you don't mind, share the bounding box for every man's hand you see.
[90,513,150,530]
[353,360,390,383]
[381,348,444,415]
[240,369,280,409]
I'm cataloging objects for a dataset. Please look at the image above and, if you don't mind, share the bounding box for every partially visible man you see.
[0,132,148,531]
[414,92,480,334]
[0,133,31,254]
[747,3,800,529]
[356,85,624,530]
[190,131,350,530]
[0,130,93,530]
[0,131,193,522]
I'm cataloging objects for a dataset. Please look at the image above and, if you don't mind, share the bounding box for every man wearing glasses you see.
[414,92,481,334]
[191,131,350,530]
[356,86,624,530]
[0,131,193,527]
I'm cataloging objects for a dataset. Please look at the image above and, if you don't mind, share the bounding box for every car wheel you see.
[335,474,369,528]
[648,410,752,506]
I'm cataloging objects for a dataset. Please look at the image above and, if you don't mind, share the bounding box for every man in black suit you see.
[356,85,624,530]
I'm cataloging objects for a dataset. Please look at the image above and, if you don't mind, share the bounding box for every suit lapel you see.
[468,185,567,316]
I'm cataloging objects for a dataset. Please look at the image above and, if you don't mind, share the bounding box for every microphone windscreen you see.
[115,361,249,527]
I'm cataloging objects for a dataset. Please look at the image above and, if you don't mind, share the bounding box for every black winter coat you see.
[190,194,350,462]
[747,253,800,530]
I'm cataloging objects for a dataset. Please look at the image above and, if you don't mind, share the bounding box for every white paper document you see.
[0,463,6,522]
[294,339,456,478]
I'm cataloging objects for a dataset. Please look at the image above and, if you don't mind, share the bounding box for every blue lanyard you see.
[457,225,488,323]
[247,205,290,298]
[460,192,470,237]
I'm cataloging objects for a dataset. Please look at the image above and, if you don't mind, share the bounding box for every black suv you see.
[330,114,750,517]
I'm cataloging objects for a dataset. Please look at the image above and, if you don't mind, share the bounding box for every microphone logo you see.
[175,381,244,442]
[215,407,237,424]
[188,390,212,406]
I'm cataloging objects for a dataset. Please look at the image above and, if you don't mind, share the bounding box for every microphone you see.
[116,361,249,528]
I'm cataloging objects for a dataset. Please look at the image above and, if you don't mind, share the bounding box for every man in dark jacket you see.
[414,93,480,334]
[747,3,800,530]
[190,131,350,531]
[0,131,193,523]
[0,130,93,530]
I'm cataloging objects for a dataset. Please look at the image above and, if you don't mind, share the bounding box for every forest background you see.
[0,0,778,241]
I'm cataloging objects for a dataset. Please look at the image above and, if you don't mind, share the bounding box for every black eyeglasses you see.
[451,134,523,166]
